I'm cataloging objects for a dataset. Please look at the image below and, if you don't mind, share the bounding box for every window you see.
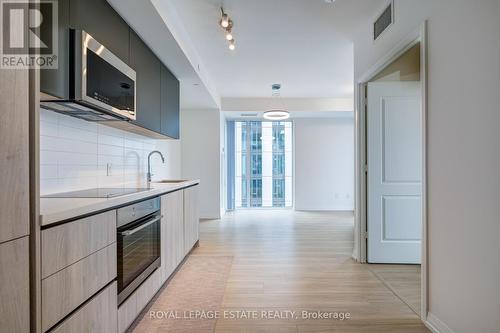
[273,154,285,176]
[273,123,286,151]
[240,178,248,208]
[272,179,285,207]
[250,179,262,207]
[251,154,262,176]
[234,121,292,208]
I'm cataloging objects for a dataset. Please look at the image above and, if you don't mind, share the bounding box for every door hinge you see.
[363,231,368,239]
[364,164,368,173]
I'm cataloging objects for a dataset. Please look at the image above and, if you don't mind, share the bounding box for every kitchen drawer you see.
[41,210,116,278]
[118,269,161,333]
[50,282,117,333]
[42,243,117,332]
[136,269,161,312]
[117,290,137,333]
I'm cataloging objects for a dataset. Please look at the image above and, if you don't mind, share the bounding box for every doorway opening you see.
[367,42,422,265]
[230,121,293,209]
[356,23,427,320]
[366,42,422,315]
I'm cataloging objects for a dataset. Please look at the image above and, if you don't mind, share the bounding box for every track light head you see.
[220,13,229,28]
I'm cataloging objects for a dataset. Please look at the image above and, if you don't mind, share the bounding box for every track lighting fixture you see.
[220,8,236,50]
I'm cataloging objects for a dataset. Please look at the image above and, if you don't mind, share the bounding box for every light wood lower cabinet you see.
[38,185,200,333]
[158,185,199,285]
[118,269,161,333]
[0,237,30,333]
[42,243,117,332]
[160,190,184,283]
[183,186,199,255]
[50,282,117,333]
[41,210,116,278]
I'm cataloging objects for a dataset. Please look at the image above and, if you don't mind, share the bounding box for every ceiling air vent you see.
[240,113,258,117]
[374,1,394,41]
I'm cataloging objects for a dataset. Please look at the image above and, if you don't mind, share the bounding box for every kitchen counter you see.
[39,180,200,226]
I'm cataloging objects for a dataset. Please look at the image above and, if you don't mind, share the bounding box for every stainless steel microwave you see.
[41,30,136,122]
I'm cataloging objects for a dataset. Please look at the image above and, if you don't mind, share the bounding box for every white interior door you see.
[367,81,422,264]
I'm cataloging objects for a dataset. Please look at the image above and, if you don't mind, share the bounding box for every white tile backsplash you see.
[40,108,171,195]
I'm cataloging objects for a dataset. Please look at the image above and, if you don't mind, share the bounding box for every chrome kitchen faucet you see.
[147,151,165,187]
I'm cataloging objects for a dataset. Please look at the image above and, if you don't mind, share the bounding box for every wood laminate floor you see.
[144,210,428,332]
[367,264,421,316]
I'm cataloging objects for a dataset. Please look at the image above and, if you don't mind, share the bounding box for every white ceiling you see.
[169,0,386,99]
[108,0,386,110]
[107,0,220,109]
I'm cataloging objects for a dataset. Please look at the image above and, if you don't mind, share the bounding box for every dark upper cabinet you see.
[41,0,130,99]
[160,65,180,139]
[40,0,69,98]
[40,0,180,138]
[69,0,130,64]
[129,31,161,133]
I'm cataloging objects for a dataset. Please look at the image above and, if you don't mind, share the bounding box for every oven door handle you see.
[120,215,162,236]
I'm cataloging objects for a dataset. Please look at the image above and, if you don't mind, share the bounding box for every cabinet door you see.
[130,31,161,133]
[40,0,70,98]
[183,186,199,255]
[70,0,130,64]
[160,191,184,283]
[0,69,29,243]
[160,65,180,139]
[0,237,30,333]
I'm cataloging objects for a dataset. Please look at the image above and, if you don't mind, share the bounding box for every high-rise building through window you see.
[235,121,292,208]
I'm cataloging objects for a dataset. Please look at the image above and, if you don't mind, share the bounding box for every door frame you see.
[354,21,428,320]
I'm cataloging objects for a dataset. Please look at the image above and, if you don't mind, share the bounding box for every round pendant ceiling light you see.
[263,84,290,120]
[263,110,290,120]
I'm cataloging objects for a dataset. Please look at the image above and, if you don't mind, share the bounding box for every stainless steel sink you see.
[154,179,188,184]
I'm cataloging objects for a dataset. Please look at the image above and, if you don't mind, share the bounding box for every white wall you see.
[353,1,500,332]
[181,108,222,219]
[40,106,223,220]
[220,112,226,215]
[39,108,180,195]
[294,117,354,211]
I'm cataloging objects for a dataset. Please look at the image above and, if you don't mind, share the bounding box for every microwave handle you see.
[120,215,162,236]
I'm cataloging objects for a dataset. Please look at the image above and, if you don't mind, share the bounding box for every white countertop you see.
[39,180,200,226]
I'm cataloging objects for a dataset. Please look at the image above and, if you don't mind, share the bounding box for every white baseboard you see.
[425,313,455,333]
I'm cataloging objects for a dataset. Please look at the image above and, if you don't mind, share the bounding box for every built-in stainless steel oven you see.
[117,197,161,305]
